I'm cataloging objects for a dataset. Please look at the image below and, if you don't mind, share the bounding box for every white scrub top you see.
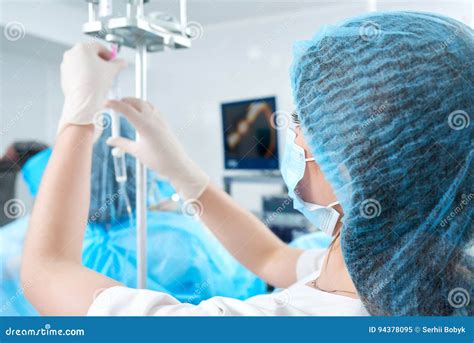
[88,248,369,316]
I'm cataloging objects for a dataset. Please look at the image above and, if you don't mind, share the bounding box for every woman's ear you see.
[294,126,339,206]
[294,126,314,159]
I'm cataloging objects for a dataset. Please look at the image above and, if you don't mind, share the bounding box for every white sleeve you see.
[87,286,270,316]
[295,248,327,281]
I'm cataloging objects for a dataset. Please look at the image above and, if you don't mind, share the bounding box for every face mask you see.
[281,129,340,236]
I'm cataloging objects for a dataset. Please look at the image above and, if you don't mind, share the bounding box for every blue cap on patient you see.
[290,11,473,315]
[22,148,52,197]
[89,115,137,225]
[21,117,139,225]
[21,116,163,226]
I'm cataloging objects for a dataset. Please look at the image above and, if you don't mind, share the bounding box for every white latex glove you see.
[105,97,210,201]
[58,43,126,138]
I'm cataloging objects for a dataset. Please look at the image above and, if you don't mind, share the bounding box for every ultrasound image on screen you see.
[221,97,279,170]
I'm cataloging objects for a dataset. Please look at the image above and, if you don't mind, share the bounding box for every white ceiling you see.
[0,0,471,53]
[1,0,338,26]
[3,0,471,27]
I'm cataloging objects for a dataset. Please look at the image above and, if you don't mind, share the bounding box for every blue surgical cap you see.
[21,119,168,226]
[290,11,473,315]
[89,115,138,225]
[20,120,138,224]
[22,148,52,197]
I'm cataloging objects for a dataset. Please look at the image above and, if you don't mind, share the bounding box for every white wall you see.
[0,35,136,211]
[1,0,472,212]
[0,37,62,210]
[1,39,61,149]
[142,1,473,209]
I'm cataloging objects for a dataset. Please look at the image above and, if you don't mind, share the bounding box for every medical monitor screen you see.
[221,97,279,170]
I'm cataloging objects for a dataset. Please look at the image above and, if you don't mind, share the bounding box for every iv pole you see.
[131,0,148,289]
[136,43,147,287]
[84,0,191,289]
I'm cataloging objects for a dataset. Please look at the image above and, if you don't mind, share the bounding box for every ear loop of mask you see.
[302,158,340,209]
[293,123,315,163]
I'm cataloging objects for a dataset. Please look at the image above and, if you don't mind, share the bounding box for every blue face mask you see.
[280,129,340,236]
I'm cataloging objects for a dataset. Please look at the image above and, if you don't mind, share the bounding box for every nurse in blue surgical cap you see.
[22,12,473,316]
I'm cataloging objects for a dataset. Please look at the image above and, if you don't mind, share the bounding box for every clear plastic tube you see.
[120,182,133,223]
[108,44,128,185]
[108,43,133,229]
[112,148,127,183]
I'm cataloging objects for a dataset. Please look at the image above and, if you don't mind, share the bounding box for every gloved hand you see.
[105,98,210,201]
[58,43,126,138]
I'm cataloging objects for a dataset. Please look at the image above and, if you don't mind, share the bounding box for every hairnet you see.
[20,124,138,225]
[290,11,473,315]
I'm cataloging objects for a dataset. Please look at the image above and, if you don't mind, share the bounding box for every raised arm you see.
[21,125,121,315]
[21,43,126,315]
[198,184,303,288]
[106,99,303,288]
